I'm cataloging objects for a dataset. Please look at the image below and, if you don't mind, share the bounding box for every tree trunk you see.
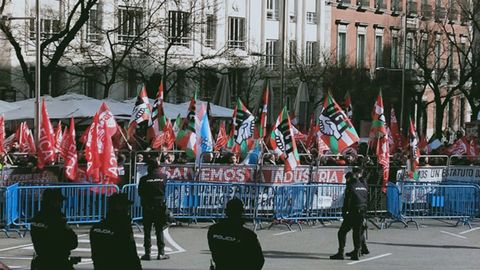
[435,103,445,137]
[471,106,480,122]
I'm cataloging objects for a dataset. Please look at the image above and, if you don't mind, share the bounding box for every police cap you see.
[42,189,66,203]
[108,193,133,206]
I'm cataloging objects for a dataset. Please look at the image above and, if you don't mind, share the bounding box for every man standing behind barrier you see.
[90,193,142,270]
[330,168,368,260]
[138,159,170,260]
[30,189,78,270]
[208,198,264,270]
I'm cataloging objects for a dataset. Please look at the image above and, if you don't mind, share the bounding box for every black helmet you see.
[225,197,244,218]
[108,193,133,207]
[42,189,66,203]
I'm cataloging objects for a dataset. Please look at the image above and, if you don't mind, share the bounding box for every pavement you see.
[1,218,479,270]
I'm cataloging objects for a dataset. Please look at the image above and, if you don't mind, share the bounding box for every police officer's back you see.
[90,193,142,270]
[138,159,170,260]
[30,189,78,270]
[208,198,264,270]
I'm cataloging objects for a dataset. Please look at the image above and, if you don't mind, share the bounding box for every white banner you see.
[446,166,480,183]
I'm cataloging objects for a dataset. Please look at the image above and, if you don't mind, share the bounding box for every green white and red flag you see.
[269,107,300,173]
[128,86,152,138]
[318,94,359,154]
[175,94,197,158]
[344,91,353,120]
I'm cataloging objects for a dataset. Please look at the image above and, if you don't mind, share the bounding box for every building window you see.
[265,39,279,69]
[288,40,297,67]
[460,42,466,67]
[357,34,366,67]
[267,0,279,20]
[228,17,246,49]
[305,41,318,65]
[168,11,191,47]
[306,12,317,24]
[30,18,60,40]
[205,15,216,49]
[338,32,347,65]
[448,41,454,70]
[391,35,399,68]
[117,6,143,43]
[375,35,383,68]
[86,4,100,43]
[406,37,414,69]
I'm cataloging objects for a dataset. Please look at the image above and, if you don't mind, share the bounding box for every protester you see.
[330,168,368,261]
[30,189,78,270]
[138,159,170,260]
[90,193,142,270]
[208,198,264,270]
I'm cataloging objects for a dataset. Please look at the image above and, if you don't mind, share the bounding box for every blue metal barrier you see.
[121,184,143,221]
[165,181,276,225]
[387,182,480,229]
[14,184,119,227]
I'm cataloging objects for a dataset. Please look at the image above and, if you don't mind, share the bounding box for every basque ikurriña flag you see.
[269,107,300,173]
[318,94,359,154]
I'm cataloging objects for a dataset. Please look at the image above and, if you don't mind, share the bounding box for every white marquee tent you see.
[0,100,19,114]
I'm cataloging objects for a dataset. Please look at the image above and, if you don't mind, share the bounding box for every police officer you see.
[208,198,264,270]
[90,193,142,270]
[30,189,78,270]
[330,168,368,261]
[138,159,170,260]
[346,169,370,257]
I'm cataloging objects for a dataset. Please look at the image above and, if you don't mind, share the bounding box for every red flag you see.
[214,121,228,151]
[0,115,5,155]
[418,135,428,154]
[448,137,469,155]
[54,121,63,154]
[467,139,479,158]
[86,113,100,180]
[17,122,36,154]
[101,121,119,183]
[98,102,118,137]
[37,99,55,169]
[377,134,390,192]
[390,108,402,151]
[79,125,90,144]
[61,118,78,181]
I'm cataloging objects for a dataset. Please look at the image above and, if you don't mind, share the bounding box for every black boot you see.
[349,250,360,261]
[141,248,151,261]
[330,250,344,260]
[361,245,370,255]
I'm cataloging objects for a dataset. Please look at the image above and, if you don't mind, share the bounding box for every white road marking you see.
[0,244,33,252]
[273,230,297,236]
[459,227,480,235]
[164,228,186,253]
[440,231,467,239]
[347,253,392,265]
[0,256,33,260]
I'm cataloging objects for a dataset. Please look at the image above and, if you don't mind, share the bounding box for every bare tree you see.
[0,0,98,97]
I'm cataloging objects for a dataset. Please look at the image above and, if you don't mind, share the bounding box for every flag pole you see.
[117,127,133,151]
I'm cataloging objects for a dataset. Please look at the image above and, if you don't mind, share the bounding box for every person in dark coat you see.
[138,159,170,260]
[30,189,78,270]
[330,168,369,260]
[90,193,142,270]
[208,198,264,270]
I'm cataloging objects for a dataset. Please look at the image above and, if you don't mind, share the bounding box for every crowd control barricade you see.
[165,181,276,226]
[387,182,480,229]
[1,184,22,237]
[13,184,119,227]
[121,184,142,222]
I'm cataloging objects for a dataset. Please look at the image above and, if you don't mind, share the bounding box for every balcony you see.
[407,1,418,18]
[336,0,350,9]
[391,0,403,16]
[421,4,432,20]
[375,0,387,13]
[448,8,459,23]
[357,0,370,11]
[435,6,447,22]
[227,40,246,50]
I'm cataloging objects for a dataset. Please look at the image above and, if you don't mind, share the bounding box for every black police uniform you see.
[208,220,264,270]
[30,209,78,269]
[90,215,142,270]
[138,170,168,256]
[337,177,368,258]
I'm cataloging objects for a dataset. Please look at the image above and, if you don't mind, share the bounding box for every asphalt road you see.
[1,219,479,270]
